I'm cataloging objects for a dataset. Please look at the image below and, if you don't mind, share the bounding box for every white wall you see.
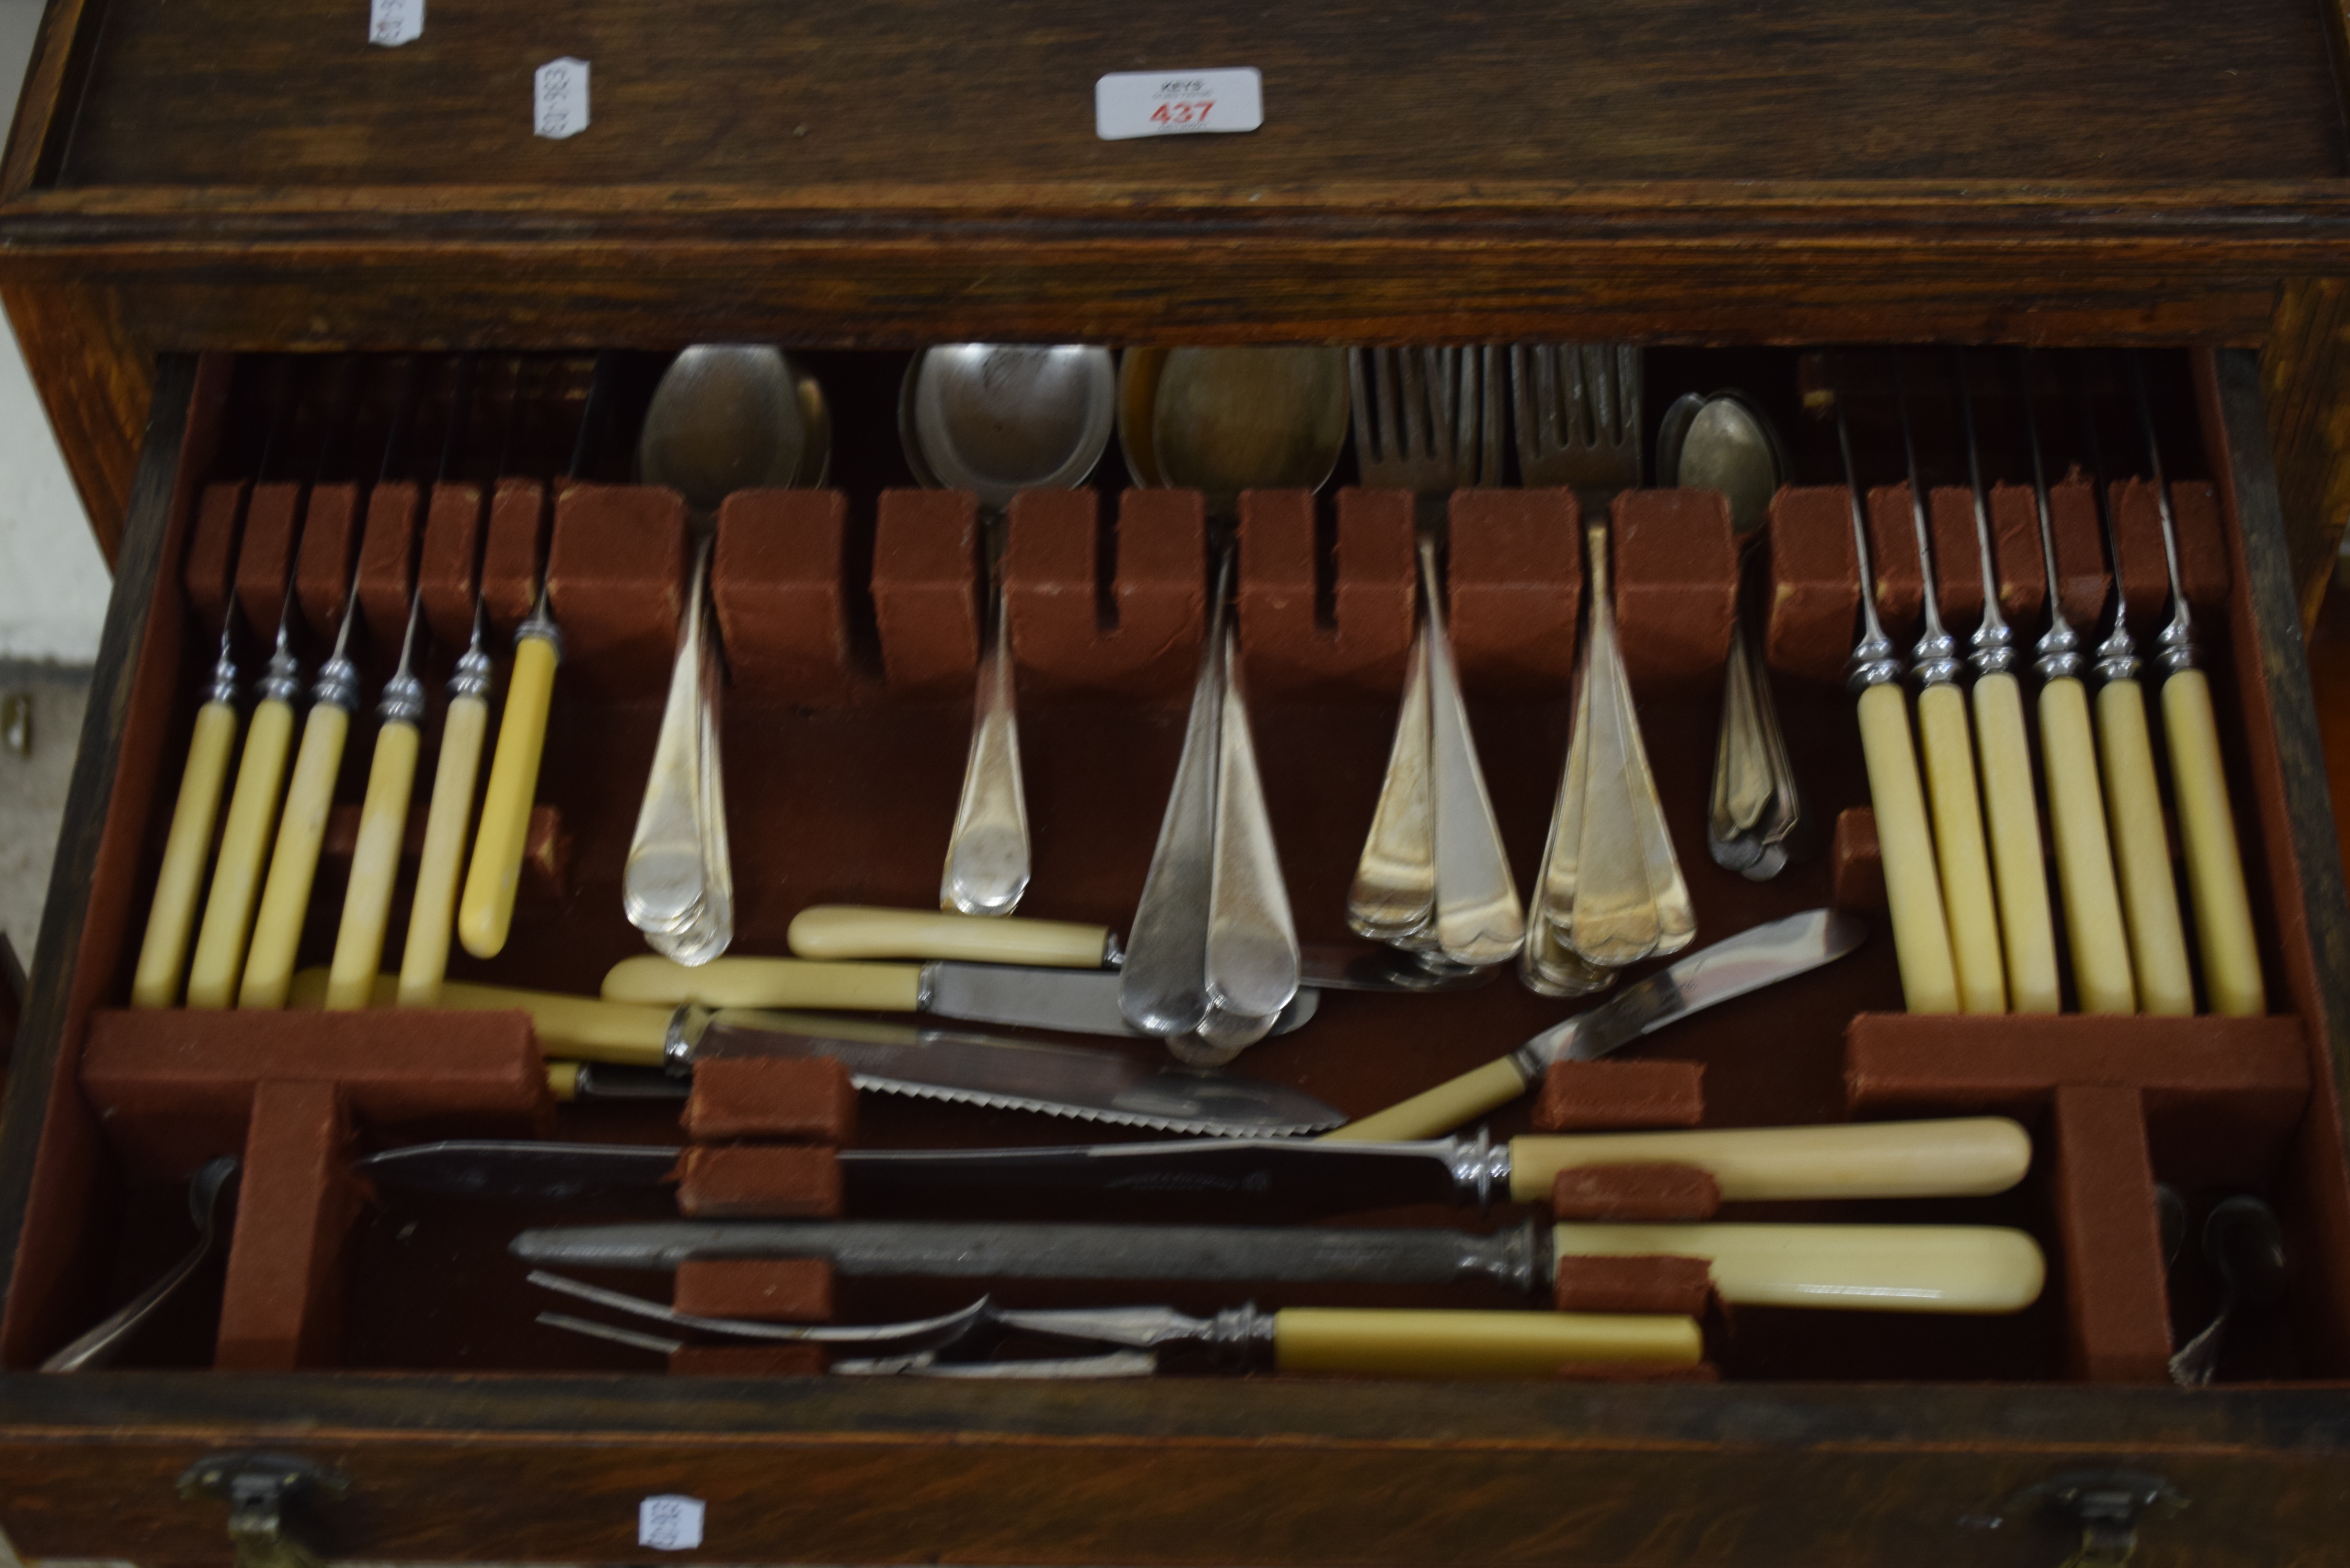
[0,0,109,666]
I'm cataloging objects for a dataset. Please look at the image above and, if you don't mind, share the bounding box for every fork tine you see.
[1613,344,1640,448]
[1347,348,1378,465]
[1527,344,1560,463]
[1449,349,1476,485]
[1396,347,1429,464]
[1478,346,1504,486]
[1429,347,1460,467]
[1509,345,1537,470]
[1569,345,1596,452]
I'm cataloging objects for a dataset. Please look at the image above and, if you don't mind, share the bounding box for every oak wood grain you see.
[0,281,152,563]
[50,1,2349,190]
[0,1376,2348,1566]
[2263,278,2350,627]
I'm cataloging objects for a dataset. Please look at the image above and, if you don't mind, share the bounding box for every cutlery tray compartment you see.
[7,346,2344,1400]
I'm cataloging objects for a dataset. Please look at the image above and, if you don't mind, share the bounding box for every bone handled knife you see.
[601,954,1320,1039]
[1329,908,1868,1142]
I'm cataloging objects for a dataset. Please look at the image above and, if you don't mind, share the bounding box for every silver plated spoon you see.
[631,347,826,965]
[901,344,1116,918]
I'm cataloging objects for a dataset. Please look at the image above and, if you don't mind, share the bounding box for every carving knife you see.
[509,1215,2048,1314]
[1331,907,1869,1141]
[601,953,1319,1040]
[296,970,1342,1135]
[359,1114,2031,1213]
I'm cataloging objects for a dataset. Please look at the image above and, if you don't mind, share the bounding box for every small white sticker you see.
[638,1495,705,1552]
[1095,67,1262,141]
[367,0,422,47]
[534,57,591,141]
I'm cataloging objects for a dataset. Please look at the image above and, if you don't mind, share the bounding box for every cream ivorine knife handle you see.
[131,700,240,1008]
[460,629,559,959]
[238,702,351,1009]
[1915,683,2006,1013]
[1507,1116,2033,1203]
[1272,1308,1701,1377]
[1971,673,2059,1014]
[602,953,925,1011]
[292,967,673,1065]
[787,905,1113,969]
[1856,683,1959,1013]
[1320,1057,1533,1144]
[397,691,489,1006]
[1549,1223,2046,1313]
[325,720,421,1010]
[2038,678,2136,1013]
[2095,678,2193,1014]
[2161,668,2265,1017]
[186,696,296,1009]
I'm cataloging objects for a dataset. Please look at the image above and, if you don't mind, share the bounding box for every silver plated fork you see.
[1346,347,1520,968]
[1512,343,1641,500]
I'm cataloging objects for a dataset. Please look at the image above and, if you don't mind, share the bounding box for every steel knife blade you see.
[681,1009,1343,1134]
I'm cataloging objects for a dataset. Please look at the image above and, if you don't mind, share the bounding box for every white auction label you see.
[638,1494,705,1552]
[367,0,421,47]
[534,57,590,140]
[1095,68,1262,141]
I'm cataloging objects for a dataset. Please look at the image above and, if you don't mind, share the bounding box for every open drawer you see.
[0,340,2343,1568]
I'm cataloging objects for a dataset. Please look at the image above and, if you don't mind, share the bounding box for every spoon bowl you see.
[1150,347,1349,511]
[903,345,1115,508]
[640,345,816,512]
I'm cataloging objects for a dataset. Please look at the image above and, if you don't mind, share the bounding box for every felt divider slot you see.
[1765,480,2228,685]
[294,483,361,643]
[183,481,246,632]
[1012,488,1209,699]
[872,489,980,696]
[479,478,546,637]
[418,480,487,649]
[1445,488,1581,693]
[712,489,857,703]
[353,481,421,647]
[545,482,688,699]
[1613,489,1737,697]
[1235,489,1410,698]
[76,1007,548,1370]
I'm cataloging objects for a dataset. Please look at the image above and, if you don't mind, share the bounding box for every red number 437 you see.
[1150,100,1213,125]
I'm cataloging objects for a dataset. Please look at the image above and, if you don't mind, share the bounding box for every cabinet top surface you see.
[32,0,2349,200]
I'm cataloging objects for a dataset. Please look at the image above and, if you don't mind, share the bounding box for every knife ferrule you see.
[1446,1128,1513,1209]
